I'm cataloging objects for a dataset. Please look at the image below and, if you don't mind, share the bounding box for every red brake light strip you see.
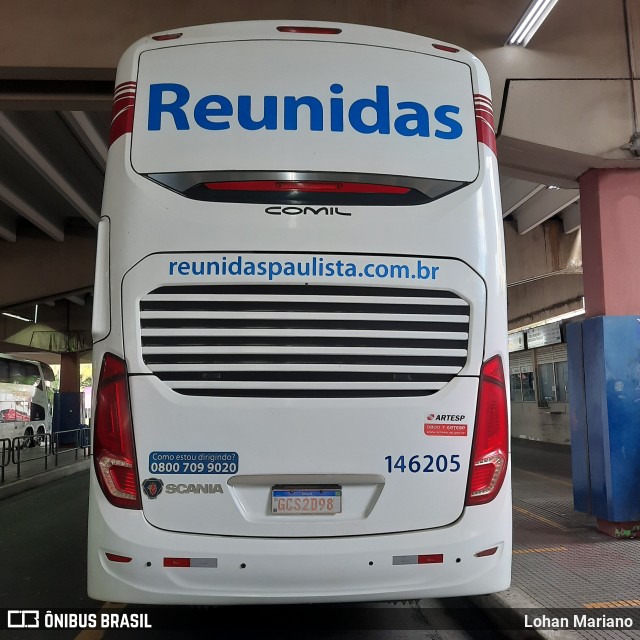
[204,181,410,194]
[277,26,342,34]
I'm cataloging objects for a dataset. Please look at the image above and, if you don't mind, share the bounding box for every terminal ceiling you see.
[0,0,638,354]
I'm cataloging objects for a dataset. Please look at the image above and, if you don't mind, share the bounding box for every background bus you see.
[89,20,511,604]
[0,353,54,447]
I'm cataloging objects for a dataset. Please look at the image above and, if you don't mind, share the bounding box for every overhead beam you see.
[0,232,94,309]
[514,187,580,234]
[500,177,546,217]
[0,179,64,241]
[561,202,581,234]
[0,112,100,227]
[60,111,107,172]
[0,218,17,242]
[65,294,86,306]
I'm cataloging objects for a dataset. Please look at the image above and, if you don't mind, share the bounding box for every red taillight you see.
[203,181,410,194]
[432,44,460,53]
[152,33,183,41]
[466,355,509,506]
[277,26,342,34]
[93,353,141,510]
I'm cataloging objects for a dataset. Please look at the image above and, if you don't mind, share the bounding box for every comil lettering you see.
[147,83,463,139]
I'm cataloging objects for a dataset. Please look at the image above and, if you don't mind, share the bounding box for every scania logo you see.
[265,206,351,216]
[142,477,164,499]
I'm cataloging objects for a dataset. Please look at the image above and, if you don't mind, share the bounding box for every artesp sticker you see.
[424,423,468,437]
[424,412,467,436]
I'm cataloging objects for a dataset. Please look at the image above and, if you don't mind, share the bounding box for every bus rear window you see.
[131,40,478,184]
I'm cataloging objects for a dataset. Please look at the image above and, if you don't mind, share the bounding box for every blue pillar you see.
[567,316,640,537]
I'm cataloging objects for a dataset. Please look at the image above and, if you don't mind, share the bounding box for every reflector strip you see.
[105,553,132,563]
[164,557,190,567]
[109,82,136,147]
[474,94,497,156]
[393,554,443,565]
[190,558,218,568]
[204,181,410,194]
[163,557,218,568]
[474,547,499,557]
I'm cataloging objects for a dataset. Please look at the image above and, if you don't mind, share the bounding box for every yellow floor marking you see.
[513,546,568,554]
[583,600,640,608]
[516,468,574,488]
[513,505,570,531]
[73,603,126,640]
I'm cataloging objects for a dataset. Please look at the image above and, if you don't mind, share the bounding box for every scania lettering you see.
[89,21,511,605]
[165,483,224,495]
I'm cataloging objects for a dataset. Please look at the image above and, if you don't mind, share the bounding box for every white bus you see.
[88,21,511,604]
[0,354,53,447]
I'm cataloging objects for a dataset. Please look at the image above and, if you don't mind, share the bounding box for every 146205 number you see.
[385,454,461,473]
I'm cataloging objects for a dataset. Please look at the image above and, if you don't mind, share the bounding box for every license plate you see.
[271,486,342,515]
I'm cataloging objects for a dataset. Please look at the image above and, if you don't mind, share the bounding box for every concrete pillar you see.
[59,352,80,393]
[580,169,640,317]
[568,169,640,538]
[56,351,81,435]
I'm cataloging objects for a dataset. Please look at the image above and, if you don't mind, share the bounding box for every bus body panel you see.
[89,20,511,603]
[128,374,480,536]
[88,467,512,604]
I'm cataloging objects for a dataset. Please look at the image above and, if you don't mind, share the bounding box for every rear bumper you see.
[87,470,512,605]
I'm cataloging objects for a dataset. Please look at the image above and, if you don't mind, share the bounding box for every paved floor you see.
[479,439,640,638]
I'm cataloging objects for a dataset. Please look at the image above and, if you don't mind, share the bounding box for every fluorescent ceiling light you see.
[506,0,559,47]
[2,312,32,322]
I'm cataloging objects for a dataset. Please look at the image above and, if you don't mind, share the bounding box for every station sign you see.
[508,331,526,352]
[526,321,562,349]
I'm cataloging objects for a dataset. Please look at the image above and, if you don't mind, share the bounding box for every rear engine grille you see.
[139,285,470,397]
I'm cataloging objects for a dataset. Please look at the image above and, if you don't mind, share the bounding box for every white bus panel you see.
[88,20,510,605]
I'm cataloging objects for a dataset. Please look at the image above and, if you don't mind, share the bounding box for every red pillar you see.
[579,169,640,318]
[59,352,80,393]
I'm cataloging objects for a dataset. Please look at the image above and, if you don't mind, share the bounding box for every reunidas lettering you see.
[147,83,463,139]
[265,206,351,216]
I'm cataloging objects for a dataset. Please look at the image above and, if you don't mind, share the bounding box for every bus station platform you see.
[475,438,640,638]
[2,437,639,637]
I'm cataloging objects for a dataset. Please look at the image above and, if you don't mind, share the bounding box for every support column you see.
[59,352,80,393]
[568,168,640,538]
[580,169,640,316]
[55,352,81,438]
